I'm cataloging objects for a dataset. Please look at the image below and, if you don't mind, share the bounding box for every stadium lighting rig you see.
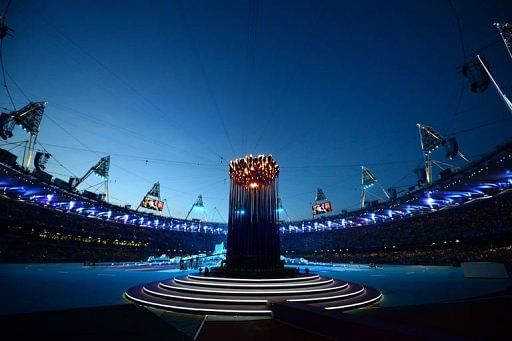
[70,156,110,202]
[360,166,389,209]
[0,101,47,169]
[315,188,326,202]
[461,56,491,93]
[137,182,166,215]
[417,124,469,186]
[277,197,291,223]
[311,188,333,217]
[34,151,51,171]
[185,194,207,221]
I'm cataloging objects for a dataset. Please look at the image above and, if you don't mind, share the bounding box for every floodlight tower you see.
[315,188,326,202]
[360,166,388,208]
[418,124,445,185]
[417,124,469,186]
[277,197,291,223]
[185,194,206,221]
[0,102,46,169]
[71,156,110,202]
[137,182,163,215]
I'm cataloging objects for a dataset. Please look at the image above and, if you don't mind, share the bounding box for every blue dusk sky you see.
[2,0,512,221]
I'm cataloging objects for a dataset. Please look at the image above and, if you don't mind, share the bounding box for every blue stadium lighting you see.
[5,186,24,191]
[3,140,512,237]
[477,183,498,189]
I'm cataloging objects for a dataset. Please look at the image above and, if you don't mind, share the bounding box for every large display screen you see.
[312,201,332,215]
[141,197,164,212]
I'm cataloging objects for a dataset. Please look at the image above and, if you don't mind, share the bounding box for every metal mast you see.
[137,182,162,214]
[71,156,110,201]
[185,194,205,221]
[417,124,444,185]
[476,54,512,116]
[360,166,387,208]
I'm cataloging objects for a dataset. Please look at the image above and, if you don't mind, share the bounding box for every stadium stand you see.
[2,141,512,266]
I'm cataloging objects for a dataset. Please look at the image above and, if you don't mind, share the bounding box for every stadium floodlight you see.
[93,156,110,179]
[417,124,469,186]
[9,102,46,136]
[315,188,326,202]
[494,22,512,62]
[194,194,204,208]
[360,166,389,209]
[418,124,444,154]
[361,166,377,189]
[444,137,459,160]
[277,197,291,223]
[137,182,164,215]
[71,156,111,202]
[34,151,51,171]
[277,197,284,212]
[0,102,46,168]
[461,56,491,93]
[0,113,15,140]
[185,194,206,221]
[418,124,445,186]
[147,182,160,198]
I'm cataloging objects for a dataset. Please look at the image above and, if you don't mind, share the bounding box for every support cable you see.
[177,0,236,157]
[0,0,15,109]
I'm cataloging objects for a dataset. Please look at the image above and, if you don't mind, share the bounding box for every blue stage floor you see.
[0,263,510,316]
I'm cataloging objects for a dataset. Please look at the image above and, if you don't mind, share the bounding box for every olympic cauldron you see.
[124,154,383,315]
[225,154,282,272]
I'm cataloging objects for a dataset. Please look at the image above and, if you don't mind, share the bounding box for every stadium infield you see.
[0,263,510,338]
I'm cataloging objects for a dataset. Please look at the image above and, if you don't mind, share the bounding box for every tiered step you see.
[125,273,382,316]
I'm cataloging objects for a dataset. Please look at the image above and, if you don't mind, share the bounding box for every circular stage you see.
[125,273,382,316]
